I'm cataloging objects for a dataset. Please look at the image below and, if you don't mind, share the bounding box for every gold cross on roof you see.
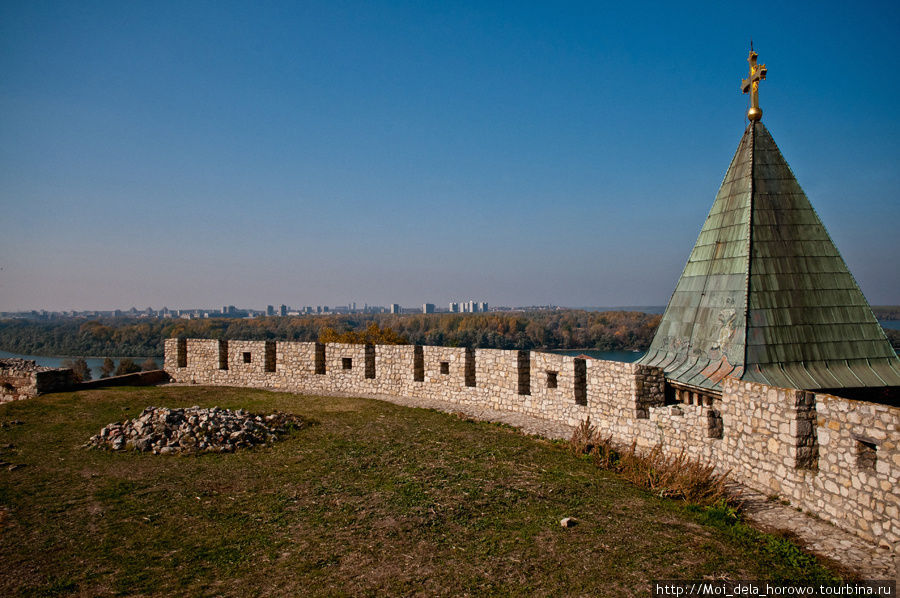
[741,50,767,121]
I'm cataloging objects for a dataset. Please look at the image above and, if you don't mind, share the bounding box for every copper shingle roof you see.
[639,122,900,392]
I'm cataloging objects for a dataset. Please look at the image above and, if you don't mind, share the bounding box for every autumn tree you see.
[319,322,408,345]
[115,358,141,376]
[99,358,115,378]
[62,357,92,383]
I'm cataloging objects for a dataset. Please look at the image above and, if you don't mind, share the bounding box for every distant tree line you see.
[0,311,662,357]
[2,311,897,359]
[0,319,166,358]
[319,323,409,345]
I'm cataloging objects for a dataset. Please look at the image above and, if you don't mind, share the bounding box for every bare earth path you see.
[350,388,898,580]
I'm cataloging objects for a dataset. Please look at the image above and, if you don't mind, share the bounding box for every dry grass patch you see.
[570,416,729,505]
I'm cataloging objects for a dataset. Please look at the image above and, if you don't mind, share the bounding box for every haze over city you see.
[1,1,898,312]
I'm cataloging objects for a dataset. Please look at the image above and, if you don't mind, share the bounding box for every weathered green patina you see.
[639,122,900,393]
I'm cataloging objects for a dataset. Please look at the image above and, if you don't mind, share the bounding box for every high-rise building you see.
[449,302,459,313]
[479,302,489,313]
[280,304,287,317]
[423,303,435,314]
[266,305,275,316]
[390,304,401,314]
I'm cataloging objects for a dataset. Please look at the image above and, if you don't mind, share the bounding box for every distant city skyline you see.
[1,299,553,317]
[1,2,898,312]
[9,299,682,319]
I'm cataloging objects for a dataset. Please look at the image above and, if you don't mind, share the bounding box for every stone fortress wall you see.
[165,338,899,551]
[0,358,74,404]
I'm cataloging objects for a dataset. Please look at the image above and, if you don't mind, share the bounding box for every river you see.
[550,349,644,362]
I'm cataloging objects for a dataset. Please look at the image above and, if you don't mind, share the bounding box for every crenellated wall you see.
[165,339,662,427]
[164,338,899,550]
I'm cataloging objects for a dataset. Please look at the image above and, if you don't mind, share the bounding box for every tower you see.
[639,50,900,399]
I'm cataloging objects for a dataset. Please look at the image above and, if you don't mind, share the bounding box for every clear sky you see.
[1,0,898,311]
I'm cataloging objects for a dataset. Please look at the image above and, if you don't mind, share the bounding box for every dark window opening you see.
[342,357,352,370]
[177,338,187,368]
[264,341,276,372]
[707,409,724,439]
[664,382,677,405]
[546,370,558,389]
[465,347,476,387]
[517,350,530,396]
[795,391,818,471]
[414,346,424,382]
[856,439,877,471]
[315,343,326,375]
[440,362,450,375]
[243,352,252,364]
[365,344,376,379]
[574,358,587,406]
[218,340,228,370]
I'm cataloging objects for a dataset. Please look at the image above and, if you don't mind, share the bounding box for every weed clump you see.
[569,416,730,506]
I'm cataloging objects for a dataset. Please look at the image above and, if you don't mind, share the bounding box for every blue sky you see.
[1,0,898,311]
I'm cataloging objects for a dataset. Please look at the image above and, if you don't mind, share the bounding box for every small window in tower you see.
[243,352,251,364]
[342,358,352,370]
[546,371,558,388]
[856,438,877,472]
[440,362,450,375]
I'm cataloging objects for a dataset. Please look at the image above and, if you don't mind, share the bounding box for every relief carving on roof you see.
[711,299,737,356]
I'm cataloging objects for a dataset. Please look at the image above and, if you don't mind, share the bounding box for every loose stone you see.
[86,406,308,455]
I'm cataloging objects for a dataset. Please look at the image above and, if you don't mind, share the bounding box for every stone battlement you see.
[165,338,900,552]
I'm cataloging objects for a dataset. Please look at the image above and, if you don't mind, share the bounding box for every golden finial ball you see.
[747,106,762,121]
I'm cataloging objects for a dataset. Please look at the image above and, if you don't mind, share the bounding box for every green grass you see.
[0,386,838,596]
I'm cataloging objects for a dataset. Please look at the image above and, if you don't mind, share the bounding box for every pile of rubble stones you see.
[87,406,308,455]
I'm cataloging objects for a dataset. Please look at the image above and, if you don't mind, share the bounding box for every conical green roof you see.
[639,122,900,392]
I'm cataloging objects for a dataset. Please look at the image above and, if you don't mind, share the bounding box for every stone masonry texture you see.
[165,338,899,554]
[0,358,74,404]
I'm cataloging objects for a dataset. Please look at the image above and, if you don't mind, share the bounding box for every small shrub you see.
[62,357,92,383]
[99,358,115,379]
[697,499,740,526]
[570,419,731,507]
[569,416,596,455]
[115,358,141,376]
[592,434,618,469]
